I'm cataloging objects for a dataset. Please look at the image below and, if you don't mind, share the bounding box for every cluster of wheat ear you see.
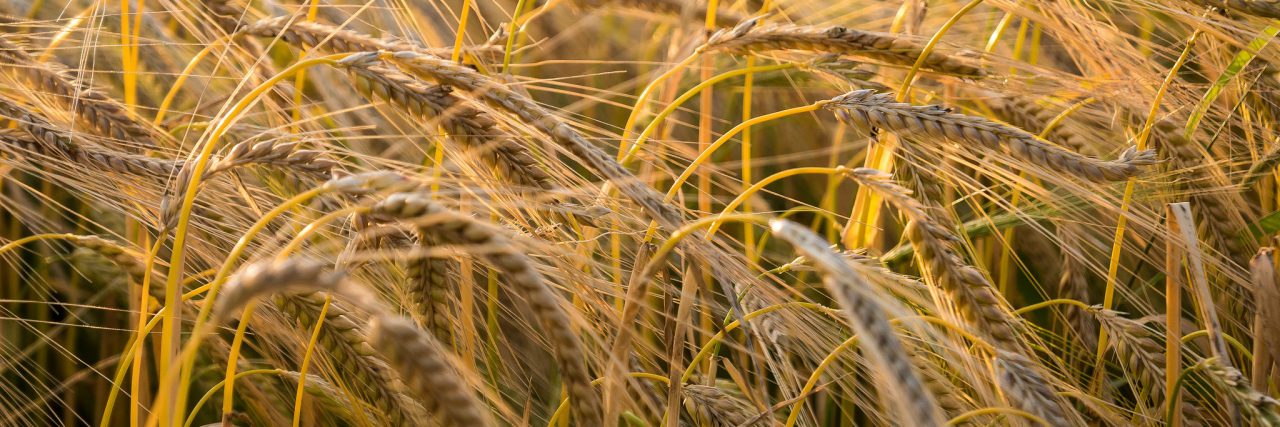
[4,0,1280,425]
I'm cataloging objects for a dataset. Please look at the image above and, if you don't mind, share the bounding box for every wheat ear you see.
[1185,0,1280,19]
[204,138,337,178]
[368,314,492,426]
[829,90,1157,182]
[739,285,788,347]
[213,258,348,322]
[240,17,499,59]
[0,99,179,178]
[993,350,1072,426]
[0,34,161,151]
[367,51,686,227]
[1089,307,1166,401]
[1249,248,1280,389]
[336,61,556,189]
[0,127,177,179]
[406,231,456,347]
[278,372,372,424]
[906,348,969,416]
[159,138,338,229]
[705,18,985,76]
[1243,143,1280,186]
[370,44,769,329]
[215,258,418,425]
[846,167,1022,349]
[770,219,944,426]
[1057,227,1098,353]
[367,192,602,425]
[572,0,747,27]
[65,235,152,281]
[1154,120,1252,263]
[681,384,759,427]
[276,292,419,425]
[239,19,557,190]
[983,93,1092,154]
[1203,359,1280,426]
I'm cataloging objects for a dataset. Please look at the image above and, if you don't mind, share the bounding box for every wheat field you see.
[0,0,1278,425]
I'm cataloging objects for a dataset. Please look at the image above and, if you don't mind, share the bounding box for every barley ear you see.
[770,219,944,426]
